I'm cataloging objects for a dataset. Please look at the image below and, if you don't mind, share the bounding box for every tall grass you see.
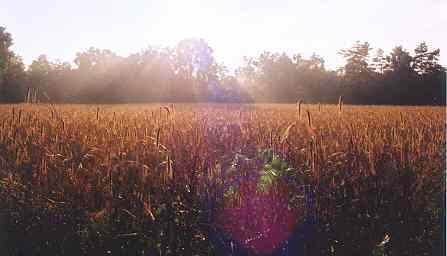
[0,103,444,256]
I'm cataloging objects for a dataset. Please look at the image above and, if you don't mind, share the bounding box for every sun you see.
[158,1,216,43]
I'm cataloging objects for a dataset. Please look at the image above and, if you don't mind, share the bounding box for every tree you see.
[174,38,216,101]
[370,48,386,74]
[339,41,373,82]
[412,42,444,75]
[73,48,122,102]
[235,56,260,100]
[0,27,25,102]
[0,27,13,80]
[219,75,251,102]
[1,27,445,105]
[28,55,51,86]
[236,52,291,102]
[27,55,74,102]
[384,46,414,76]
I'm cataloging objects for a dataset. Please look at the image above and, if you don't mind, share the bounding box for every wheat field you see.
[0,103,445,255]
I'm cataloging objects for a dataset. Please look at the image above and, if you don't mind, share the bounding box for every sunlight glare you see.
[159,1,220,43]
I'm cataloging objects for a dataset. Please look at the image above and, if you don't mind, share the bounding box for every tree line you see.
[0,26,445,104]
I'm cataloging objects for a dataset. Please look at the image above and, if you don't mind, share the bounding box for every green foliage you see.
[0,26,26,102]
[221,148,308,198]
[257,149,296,193]
[223,185,237,199]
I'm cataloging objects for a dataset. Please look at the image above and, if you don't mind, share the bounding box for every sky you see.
[1,0,446,71]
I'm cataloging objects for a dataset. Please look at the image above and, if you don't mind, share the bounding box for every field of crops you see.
[0,103,445,256]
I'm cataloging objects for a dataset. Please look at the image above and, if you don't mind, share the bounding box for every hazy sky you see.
[1,0,446,71]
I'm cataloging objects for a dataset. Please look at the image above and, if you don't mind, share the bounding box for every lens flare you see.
[211,150,311,254]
